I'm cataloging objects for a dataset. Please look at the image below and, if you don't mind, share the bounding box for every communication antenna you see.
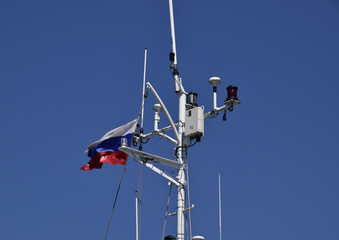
[140,48,148,132]
[219,173,222,240]
[136,191,139,240]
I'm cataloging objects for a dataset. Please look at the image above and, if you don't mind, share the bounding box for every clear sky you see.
[1,0,338,239]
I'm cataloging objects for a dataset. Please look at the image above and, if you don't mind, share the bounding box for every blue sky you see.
[1,0,338,239]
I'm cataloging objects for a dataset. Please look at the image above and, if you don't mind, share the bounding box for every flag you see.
[81,118,138,171]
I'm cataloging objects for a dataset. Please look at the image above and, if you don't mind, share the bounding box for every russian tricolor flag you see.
[81,118,138,171]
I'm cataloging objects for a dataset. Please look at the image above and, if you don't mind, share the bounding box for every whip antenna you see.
[219,173,222,240]
[140,48,147,131]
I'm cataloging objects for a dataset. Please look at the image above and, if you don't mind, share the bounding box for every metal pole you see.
[168,0,177,65]
[219,174,222,240]
[213,89,217,110]
[177,93,186,240]
[141,48,147,130]
[136,191,139,240]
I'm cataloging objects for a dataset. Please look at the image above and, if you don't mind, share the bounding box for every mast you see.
[119,2,240,239]
[168,0,186,239]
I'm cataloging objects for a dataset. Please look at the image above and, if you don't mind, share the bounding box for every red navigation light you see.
[226,85,238,101]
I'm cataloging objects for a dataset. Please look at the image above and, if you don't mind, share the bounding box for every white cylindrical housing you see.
[153,103,162,131]
[154,111,160,131]
[209,77,221,110]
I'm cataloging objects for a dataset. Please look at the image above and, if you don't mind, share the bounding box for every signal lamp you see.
[226,85,238,101]
[187,92,198,106]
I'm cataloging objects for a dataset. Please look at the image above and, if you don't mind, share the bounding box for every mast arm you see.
[137,160,182,187]
[146,82,180,141]
[204,105,229,119]
[139,131,177,144]
[141,124,178,138]
[204,100,241,119]
[157,132,177,144]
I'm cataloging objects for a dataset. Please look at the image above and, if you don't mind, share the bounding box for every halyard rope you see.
[161,168,174,239]
[104,165,127,240]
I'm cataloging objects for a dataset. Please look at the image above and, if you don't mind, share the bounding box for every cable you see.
[188,139,198,148]
[175,146,188,159]
[140,137,150,144]
[186,162,193,240]
[104,165,127,240]
[161,168,174,240]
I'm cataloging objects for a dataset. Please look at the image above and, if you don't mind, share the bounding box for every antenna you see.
[168,0,184,93]
[219,173,222,240]
[140,48,148,132]
[135,191,139,240]
[168,0,177,65]
[209,77,221,110]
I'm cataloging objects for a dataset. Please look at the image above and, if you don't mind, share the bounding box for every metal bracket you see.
[168,204,195,216]
[140,161,182,187]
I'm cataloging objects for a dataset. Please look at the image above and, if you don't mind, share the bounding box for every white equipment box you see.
[185,106,204,138]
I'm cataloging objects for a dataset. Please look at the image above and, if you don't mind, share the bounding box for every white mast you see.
[168,0,186,239]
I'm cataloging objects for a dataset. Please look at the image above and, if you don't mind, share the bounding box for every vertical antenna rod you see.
[219,173,222,240]
[169,0,177,64]
[169,0,183,93]
[140,48,148,131]
[136,191,139,240]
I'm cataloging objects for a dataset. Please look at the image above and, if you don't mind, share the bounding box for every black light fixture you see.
[187,92,198,106]
[226,85,238,101]
[165,235,176,240]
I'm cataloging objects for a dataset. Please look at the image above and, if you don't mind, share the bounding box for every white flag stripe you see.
[85,118,138,153]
